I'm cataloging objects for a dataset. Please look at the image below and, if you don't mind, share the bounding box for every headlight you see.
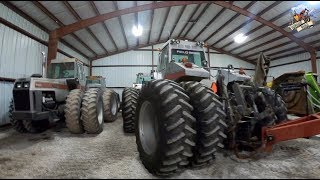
[170,39,180,44]
[24,82,29,88]
[196,41,205,47]
[16,83,22,88]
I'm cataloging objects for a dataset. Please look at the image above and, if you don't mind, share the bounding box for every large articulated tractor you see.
[126,39,287,176]
[85,75,119,122]
[9,57,106,134]
[121,71,153,133]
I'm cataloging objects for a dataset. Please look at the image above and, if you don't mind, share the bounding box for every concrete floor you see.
[1,114,320,179]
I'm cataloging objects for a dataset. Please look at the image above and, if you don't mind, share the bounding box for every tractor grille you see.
[13,90,30,111]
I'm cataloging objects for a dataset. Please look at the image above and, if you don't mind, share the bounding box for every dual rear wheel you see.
[135,80,228,176]
[65,88,119,134]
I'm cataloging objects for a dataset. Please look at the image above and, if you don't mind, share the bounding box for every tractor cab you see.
[85,76,106,90]
[48,58,85,82]
[47,58,86,89]
[154,39,210,82]
[132,73,153,89]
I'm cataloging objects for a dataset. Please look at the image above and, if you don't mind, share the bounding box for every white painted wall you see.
[0,3,89,125]
[92,43,255,99]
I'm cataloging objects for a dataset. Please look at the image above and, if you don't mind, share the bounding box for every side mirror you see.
[203,60,208,67]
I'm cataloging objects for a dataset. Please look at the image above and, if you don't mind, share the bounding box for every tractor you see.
[121,72,153,133]
[128,39,288,176]
[9,57,106,134]
[85,75,120,122]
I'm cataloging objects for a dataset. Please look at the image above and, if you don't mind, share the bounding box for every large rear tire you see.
[81,88,104,134]
[103,89,118,122]
[135,79,196,176]
[181,81,227,167]
[122,87,139,133]
[65,89,84,134]
[9,99,27,133]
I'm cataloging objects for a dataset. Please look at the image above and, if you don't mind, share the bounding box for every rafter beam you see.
[1,1,89,59]
[91,39,169,61]
[228,6,299,52]
[63,1,108,55]
[89,1,118,51]
[211,1,282,47]
[157,7,171,42]
[177,4,201,38]
[210,1,315,54]
[180,37,254,64]
[244,30,320,59]
[169,5,186,39]
[192,5,228,41]
[147,1,156,44]
[32,1,97,56]
[113,1,129,49]
[204,1,256,43]
[265,38,320,59]
[221,9,289,50]
[47,1,212,64]
[183,3,211,38]
[238,19,320,56]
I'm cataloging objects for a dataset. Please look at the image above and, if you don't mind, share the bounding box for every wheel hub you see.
[139,101,157,155]
[97,98,103,124]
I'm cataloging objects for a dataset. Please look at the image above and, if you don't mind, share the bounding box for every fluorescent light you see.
[132,24,143,37]
[234,33,248,44]
[308,1,320,5]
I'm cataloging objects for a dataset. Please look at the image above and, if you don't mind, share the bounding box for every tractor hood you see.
[164,61,210,81]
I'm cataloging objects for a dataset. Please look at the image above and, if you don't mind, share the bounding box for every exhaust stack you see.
[41,52,47,78]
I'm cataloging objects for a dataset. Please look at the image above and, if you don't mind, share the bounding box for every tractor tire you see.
[22,119,49,133]
[103,89,118,122]
[8,99,27,133]
[81,88,104,134]
[135,79,196,176]
[180,81,228,167]
[274,94,288,124]
[122,87,139,133]
[65,89,84,134]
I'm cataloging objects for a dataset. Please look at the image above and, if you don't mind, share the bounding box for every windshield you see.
[86,79,101,84]
[171,49,206,67]
[136,76,152,84]
[48,62,75,79]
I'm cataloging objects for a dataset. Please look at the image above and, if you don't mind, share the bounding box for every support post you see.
[152,45,154,71]
[90,60,92,76]
[47,31,58,70]
[207,46,211,76]
[310,50,317,73]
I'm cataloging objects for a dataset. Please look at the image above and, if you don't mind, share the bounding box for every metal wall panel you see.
[268,52,312,81]
[0,3,48,41]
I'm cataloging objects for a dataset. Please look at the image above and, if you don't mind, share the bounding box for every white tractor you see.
[121,72,153,133]
[128,39,287,176]
[9,57,115,134]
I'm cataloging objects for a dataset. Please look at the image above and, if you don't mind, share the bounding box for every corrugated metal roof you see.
[4,1,319,63]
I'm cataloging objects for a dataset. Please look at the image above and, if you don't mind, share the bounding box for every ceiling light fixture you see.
[308,1,320,5]
[132,24,143,37]
[234,33,248,44]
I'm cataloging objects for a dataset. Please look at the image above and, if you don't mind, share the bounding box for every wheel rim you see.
[139,101,157,155]
[111,95,117,115]
[97,98,104,124]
